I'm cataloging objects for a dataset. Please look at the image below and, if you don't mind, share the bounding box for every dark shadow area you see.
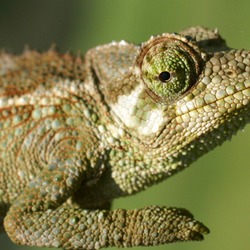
[0,0,81,52]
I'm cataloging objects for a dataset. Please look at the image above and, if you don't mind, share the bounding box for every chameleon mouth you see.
[174,84,250,134]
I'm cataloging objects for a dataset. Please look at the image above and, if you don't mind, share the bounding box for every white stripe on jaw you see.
[110,84,165,136]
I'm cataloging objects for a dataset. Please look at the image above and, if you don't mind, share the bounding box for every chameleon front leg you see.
[4,157,208,249]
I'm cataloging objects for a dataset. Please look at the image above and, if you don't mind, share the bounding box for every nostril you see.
[225,69,237,77]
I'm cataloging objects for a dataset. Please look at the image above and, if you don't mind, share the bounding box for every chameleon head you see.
[83,28,250,191]
[106,30,250,166]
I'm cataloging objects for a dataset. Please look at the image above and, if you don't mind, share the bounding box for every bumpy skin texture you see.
[0,26,249,249]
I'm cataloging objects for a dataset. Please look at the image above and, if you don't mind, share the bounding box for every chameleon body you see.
[0,27,249,249]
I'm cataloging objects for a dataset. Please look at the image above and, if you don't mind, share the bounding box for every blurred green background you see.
[0,0,249,250]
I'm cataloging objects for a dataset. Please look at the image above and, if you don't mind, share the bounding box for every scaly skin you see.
[0,26,249,249]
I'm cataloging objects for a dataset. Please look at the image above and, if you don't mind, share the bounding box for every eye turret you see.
[137,33,204,103]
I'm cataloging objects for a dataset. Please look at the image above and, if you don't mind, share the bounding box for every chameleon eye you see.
[137,34,204,103]
[159,71,171,82]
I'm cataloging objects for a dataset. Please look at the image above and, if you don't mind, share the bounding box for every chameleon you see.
[0,26,249,249]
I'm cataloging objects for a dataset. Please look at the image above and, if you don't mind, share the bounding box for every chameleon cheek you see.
[136,33,205,103]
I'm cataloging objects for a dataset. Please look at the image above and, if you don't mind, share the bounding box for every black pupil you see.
[159,71,171,82]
